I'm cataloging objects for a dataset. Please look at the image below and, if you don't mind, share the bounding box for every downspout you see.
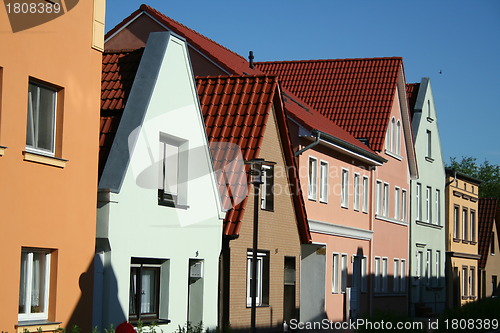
[295,131,321,156]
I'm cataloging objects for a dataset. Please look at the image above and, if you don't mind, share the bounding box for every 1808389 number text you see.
[6,2,61,14]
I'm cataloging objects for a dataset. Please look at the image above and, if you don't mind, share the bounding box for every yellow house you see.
[445,168,481,308]
[0,1,104,331]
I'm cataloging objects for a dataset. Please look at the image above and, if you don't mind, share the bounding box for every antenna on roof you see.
[249,51,254,69]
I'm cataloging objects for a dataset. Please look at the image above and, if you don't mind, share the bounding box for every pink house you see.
[257,58,418,317]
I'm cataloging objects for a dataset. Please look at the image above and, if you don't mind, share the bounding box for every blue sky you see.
[106,1,500,165]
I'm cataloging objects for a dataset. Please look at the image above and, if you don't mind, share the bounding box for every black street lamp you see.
[245,158,275,333]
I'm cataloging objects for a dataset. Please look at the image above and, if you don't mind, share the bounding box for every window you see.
[435,251,441,287]
[470,210,476,243]
[492,275,498,295]
[341,254,348,293]
[400,259,406,292]
[416,183,422,221]
[454,205,460,239]
[308,157,317,200]
[361,256,367,293]
[416,251,422,279]
[374,257,381,292]
[393,259,399,292]
[332,253,339,293]
[19,249,51,321]
[319,161,328,203]
[462,266,468,298]
[354,173,360,211]
[426,187,432,223]
[261,165,274,211]
[382,257,388,292]
[396,120,401,155]
[129,260,162,321]
[492,231,496,255]
[385,120,392,151]
[383,183,389,217]
[341,169,349,208]
[246,251,269,306]
[394,187,400,219]
[362,176,369,213]
[426,130,432,158]
[376,181,382,215]
[462,208,468,241]
[402,189,407,221]
[391,117,396,152]
[435,189,441,225]
[425,250,432,286]
[26,81,58,155]
[470,267,476,298]
[158,134,188,208]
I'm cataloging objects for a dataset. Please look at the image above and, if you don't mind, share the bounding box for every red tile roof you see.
[256,58,404,151]
[406,83,420,120]
[196,75,310,243]
[479,198,499,268]
[100,48,144,178]
[106,4,262,77]
[106,5,378,159]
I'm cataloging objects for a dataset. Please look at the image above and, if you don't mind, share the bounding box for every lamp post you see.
[245,158,275,333]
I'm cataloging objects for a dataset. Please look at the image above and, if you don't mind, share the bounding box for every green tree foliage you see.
[447,156,500,201]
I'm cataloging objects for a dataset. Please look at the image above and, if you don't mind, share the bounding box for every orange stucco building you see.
[0,1,104,331]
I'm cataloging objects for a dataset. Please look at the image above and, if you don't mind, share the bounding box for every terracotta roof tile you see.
[406,83,420,120]
[100,48,144,178]
[256,58,403,151]
[196,75,310,242]
[478,198,499,268]
[107,5,376,157]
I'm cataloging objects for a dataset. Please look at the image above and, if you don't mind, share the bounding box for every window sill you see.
[453,238,461,243]
[415,220,443,229]
[462,240,470,244]
[375,214,408,226]
[470,241,477,245]
[425,156,434,163]
[0,145,6,156]
[130,319,170,326]
[23,151,67,168]
[427,117,434,123]
[385,150,402,161]
[246,304,270,308]
[16,321,61,333]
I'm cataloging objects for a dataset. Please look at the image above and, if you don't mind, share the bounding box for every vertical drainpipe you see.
[369,165,376,316]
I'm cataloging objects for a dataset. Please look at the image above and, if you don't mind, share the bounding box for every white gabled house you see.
[94,32,224,332]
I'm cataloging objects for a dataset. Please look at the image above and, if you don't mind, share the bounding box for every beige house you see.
[445,168,482,308]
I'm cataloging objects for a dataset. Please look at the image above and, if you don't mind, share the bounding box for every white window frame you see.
[401,189,407,221]
[319,161,328,203]
[426,186,432,223]
[260,165,274,211]
[362,176,369,213]
[308,157,318,201]
[416,183,422,221]
[26,81,57,156]
[341,253,348,293]
[426,130,432,158]
[246,252,266,306]
[394,187,400,220]
[435,189,441,225]
[396,120,401,155]
[393,258,400,292]
[341,169,349,208]
[390,117,396,152]
[158,134,188,207]
[354,173,360,211]
[400,259,406,292]
[435,251,441,287]
[383,183,389,217]
[19,249,51,322]
[462,266,468,297]
[416,251,422,279]
[454,205,460,239]
[382,257,388,292]
[470,266,475,297]
[361,255,368,293]
[374,257,381,293]
[332,253,339,293]
[376,180,382,215]
[426,249,432,286]
[462,207,468,241]
[470,210,476,243]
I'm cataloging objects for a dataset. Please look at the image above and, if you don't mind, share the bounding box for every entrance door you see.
[283,257,296,323]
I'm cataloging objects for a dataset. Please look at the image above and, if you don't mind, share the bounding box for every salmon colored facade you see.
[0,1,104,331]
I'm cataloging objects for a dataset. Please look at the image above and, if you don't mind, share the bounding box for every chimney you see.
[249,51,254,69]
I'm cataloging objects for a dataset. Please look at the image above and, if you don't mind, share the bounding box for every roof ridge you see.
[140,4,249,64]
[255,56,403,65]
[195,74,277,80]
